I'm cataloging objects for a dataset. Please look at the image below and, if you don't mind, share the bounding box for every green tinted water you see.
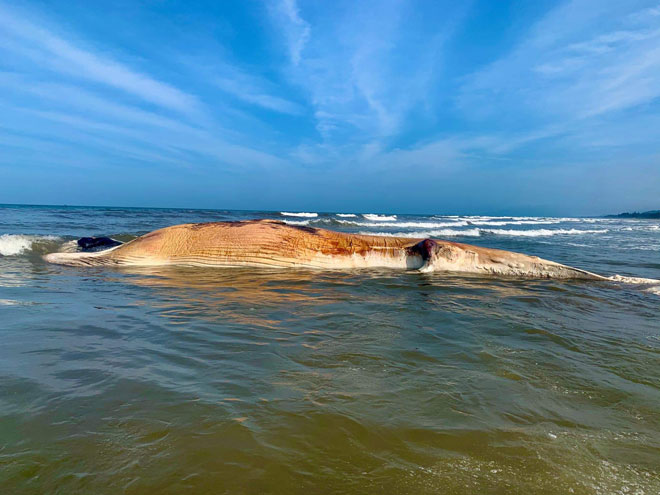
[1,206,659,493]
[2,266,659,494]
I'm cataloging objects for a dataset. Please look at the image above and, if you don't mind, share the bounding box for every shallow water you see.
[1,205,659,494]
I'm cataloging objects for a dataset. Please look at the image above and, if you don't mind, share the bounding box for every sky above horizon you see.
[1,0,660,215]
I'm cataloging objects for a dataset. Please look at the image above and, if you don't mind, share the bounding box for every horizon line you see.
[0,202,635,218]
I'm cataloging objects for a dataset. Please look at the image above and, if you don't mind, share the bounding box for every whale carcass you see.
[43,219,606,279]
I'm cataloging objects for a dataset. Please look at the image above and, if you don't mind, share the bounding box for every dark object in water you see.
[77,236,122,252]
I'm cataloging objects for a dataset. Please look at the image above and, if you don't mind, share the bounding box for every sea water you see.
[1,204,659,494]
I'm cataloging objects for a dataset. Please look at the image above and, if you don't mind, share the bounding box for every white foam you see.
[283,219,311,226]
[467,220,561,226]
[362,227,607,238]
[336,213,357,218]
[483,228,608,237]
[280,212,318,218]
[0,234,61,256]
[449,216,602,224]
[337,220,468,228]
[289,218,467,229]
[363,214,397,221]
[361,228,481,238]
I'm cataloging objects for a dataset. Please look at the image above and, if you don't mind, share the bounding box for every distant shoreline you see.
[605,210,660,219]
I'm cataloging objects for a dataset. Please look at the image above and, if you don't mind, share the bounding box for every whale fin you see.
[44,245,121,267]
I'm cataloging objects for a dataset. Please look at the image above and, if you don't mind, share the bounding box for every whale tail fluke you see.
[414,238,606,279]
[607,274,660,296]
[606,274,660,284]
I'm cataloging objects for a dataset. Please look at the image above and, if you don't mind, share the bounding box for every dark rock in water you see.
[77,236,123,252]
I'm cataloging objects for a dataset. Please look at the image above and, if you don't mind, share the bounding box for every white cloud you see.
[272,0,310,66]
[215,65,303,114]
[268,0,459,145]
[459,1,660,121]
[0,4,199,114]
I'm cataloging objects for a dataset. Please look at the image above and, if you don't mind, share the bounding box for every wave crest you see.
[360,229,481,238]
[0,234,63,256]
[283,220,311,226]
[280,212,318,218]
[482,228,608,237]
[356,228,608,239]
[363,214,397,221]
[340,220,467,228]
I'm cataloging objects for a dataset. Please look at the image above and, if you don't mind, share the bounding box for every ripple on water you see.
[1,207,659,493]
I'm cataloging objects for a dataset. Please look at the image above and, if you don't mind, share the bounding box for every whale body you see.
[43,219,606,279]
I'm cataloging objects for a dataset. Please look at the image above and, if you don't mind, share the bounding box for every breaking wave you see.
[432,216,609,225]
[285,218,469,229]
[358,228,608,239]
[361,229,481,238]
[482,228,608,237]
[283,220,311,226]
[466,220,561,226]
[339,220,467,228]
[336,213,357,218]
[280,212,318,218]
[363,214,397,221]
[0,234,63,256]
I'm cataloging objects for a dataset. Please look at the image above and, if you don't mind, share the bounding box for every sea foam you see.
[0,234,61,256]
[361,229,481,238]
[283,220,311,226]
[482,228,608,237]
[363,214,397,221]
[280,212,318,218]
[357,228,607,239]
[467,220,561,226]
[337,220,468,228]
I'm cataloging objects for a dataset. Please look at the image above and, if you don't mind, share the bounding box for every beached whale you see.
[43,219,608,279]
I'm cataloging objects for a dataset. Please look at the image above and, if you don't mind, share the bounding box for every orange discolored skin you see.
[44,219,605,279]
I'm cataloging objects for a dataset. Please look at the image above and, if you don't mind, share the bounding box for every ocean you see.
[1,204,659,494]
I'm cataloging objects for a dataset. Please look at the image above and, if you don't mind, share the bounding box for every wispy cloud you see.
[0,3,293,173]
[458,1,660,122]
[271,0,310,66]
[0,3,199,114]
[215,65,304,115]
[2,0,660,212]
[269,0,460,145]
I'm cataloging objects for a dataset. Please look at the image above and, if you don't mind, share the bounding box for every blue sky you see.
[1,0,659,215]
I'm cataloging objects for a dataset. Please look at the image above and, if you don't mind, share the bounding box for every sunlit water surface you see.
[1,205,659,494]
